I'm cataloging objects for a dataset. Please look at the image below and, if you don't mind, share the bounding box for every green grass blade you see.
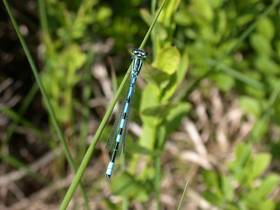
[59,1,168,209]
[2,84,38,145]
[2,1,90,209]
[207,59,264,90]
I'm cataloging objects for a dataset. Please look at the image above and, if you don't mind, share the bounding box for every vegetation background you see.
[0,0,280,209]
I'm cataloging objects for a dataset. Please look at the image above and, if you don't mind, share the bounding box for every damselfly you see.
[105,48,147,178]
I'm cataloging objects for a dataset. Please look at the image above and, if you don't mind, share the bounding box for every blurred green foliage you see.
[106,0,280,209]
[203,143,279,210]
[3,0,280,209]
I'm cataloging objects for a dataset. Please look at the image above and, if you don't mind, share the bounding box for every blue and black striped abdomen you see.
[105,49,147,178]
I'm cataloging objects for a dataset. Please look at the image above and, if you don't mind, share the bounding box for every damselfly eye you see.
[132,48,147,58]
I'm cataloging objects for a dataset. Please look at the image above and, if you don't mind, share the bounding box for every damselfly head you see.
[132,48,147,59]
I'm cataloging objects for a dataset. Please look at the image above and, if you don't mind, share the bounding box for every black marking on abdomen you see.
[119,128,123,135]
[111,142,120,162]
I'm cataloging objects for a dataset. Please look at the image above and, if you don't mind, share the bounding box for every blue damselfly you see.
[105,48,147,178]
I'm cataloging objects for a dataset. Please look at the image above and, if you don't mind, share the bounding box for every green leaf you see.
[203,191,223,206]
[139,123,157,150]
[96,6,112,23]
[164,102,190,135]
[126,139,158,156]
[153,46,180,75]
[256,174,280,197]
[159,0,181,26]
[246,174,280,200]
[209,0,222,8]
[174,5,191,26]
[250,34,272,56]
[256,17,275,41]
[211,73,235,91]
[140,84,161,125]
[203,170,219,189]
[139,84,160,150]
[140,9,152,25]
[239,96,261,117]
[249,153,271,181]
[229,143,251,182]
[276,41,280,58]
[176,48,189,84]
[255,56,279,74]
[256,200,275,210]
[141,103,175,117]
[191,0,213,22]
[141,64,170,85]
[221,176,234,201]
[251,116,269,142]
[161,48,188,101]
[111,172,150,201]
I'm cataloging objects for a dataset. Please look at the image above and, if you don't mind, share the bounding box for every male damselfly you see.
[105,48,147,178]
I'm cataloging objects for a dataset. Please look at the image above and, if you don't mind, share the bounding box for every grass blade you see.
[2,1,90,209]
[176,178,190,210]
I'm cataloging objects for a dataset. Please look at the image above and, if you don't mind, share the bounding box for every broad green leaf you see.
[141,64,170,85]
[276,41,280,58]
[250,34,272,56]
[239,96,261,117]
[164,102,190,135]
[174,5,191,26]
[249,153,271,181]
[111,172,150,201]
[203,170,219,189]
[140,9,152,25]
[96,6,112,22]
[191,0,213,22]
[176,48,189,84]
[161,48,188,101]
[256,174,280,197]
[216,11,227,40]
[256,200,275,210]
[251,116,269,142]
[141,103,175,117]
[139,84,160,150]
[139,123,157,150]
[209,0,222,8]
[203,191,223,206]
[211,73,235,91]
[255,56,279,74]
[229,143,251,182]
[159,0,181,26]
[257,17,275,41]
[126,139,158,156]
[237,14,254,27]
[245,196,275,210]
[153,22,168,41]
[153,46,180,75]
[246,174,280,201]
[221,176,234,201]
[140,84,160,124]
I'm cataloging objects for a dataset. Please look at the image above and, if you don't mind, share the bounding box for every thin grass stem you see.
[176,178,190,210]
[2,1,90,209]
